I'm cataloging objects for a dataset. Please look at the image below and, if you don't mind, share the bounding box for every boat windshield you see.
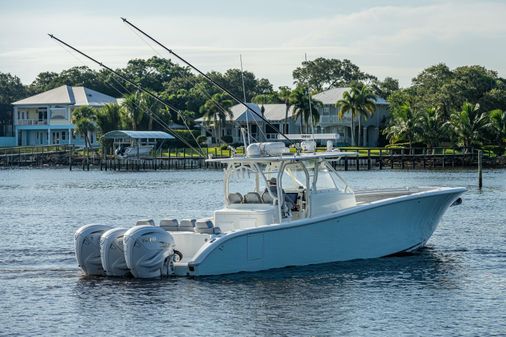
[263,160,351,193]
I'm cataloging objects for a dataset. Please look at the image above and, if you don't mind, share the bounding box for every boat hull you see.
[183,187,465,276]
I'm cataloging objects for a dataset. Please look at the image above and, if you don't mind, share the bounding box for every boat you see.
[75,141,465,278]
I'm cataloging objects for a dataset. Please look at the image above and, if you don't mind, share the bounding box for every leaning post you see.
[478,149,483,190]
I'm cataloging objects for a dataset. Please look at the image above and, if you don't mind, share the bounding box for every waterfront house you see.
[12,85,119,146]
[195,103,299,144]
[312,87,389,146]
[196,87,389,146]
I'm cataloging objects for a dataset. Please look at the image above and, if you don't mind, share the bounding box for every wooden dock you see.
[0,145,500,171]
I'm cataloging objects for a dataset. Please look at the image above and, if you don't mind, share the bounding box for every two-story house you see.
[312,87,389,147]
[12,85,119,146]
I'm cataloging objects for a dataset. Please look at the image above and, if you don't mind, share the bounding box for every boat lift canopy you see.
[103,130,174,142]
[103,130,174,158]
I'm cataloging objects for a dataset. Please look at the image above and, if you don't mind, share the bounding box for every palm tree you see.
[354,84,376,146]
[278,86,292,133]
[416,106,447,150]
[71,106,97,149]
[487,109,506,151]
[336,90,356,145]
[336,83,376,146]
[121,92,144,131]
[383,102,419,149]
[290,85,321,134]
[200,93,233,144]
[446,102,489,150]
[139,92,163,131]
[95,103,122,135]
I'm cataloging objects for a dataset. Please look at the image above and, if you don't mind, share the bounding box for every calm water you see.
[0,168,505,336]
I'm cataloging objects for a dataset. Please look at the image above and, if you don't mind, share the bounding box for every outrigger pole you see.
[48,34,205,156]
[120,17,292,143]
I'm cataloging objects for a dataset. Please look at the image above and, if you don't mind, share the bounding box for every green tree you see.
[200,93,234,143]
[0,72,27,104]
[71,106,97,149]
[95,103,123,135]
[487,109,506,150]
[416,107,447,149]
[293,58,376,92]
[290,85,321,134]
[121,92,144,131]
[446,102,489,149]
[278,86,292,133]
[372,77,399,99]
[354,84,376,146]
[383,103,419,149]
[336,83,376,146]
[207,69,275,102]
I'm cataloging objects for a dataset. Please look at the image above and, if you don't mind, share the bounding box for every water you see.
[0,168,505,336]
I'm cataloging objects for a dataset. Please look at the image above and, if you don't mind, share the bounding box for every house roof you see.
[12,85,119,106]
[312,87,388,105]
[195,103,295,123]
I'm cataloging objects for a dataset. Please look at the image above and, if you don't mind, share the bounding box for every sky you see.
[0,0,505,88]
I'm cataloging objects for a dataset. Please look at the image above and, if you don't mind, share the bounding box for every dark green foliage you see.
[168,130,201,147]
[221,135,233,144]
[196,135,208,145]
[293,58,376,92]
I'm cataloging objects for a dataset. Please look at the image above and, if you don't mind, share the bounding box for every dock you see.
[0,145,501,171]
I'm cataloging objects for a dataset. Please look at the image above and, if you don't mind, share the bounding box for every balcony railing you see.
[16,119,48,125]
[319,115,352,124]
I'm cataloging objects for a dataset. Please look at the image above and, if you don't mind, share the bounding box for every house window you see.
[38,107,48,121]
[266,123,280,134]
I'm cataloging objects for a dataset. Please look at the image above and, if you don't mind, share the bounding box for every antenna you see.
[240,54,251,145]
[305,53,315,140]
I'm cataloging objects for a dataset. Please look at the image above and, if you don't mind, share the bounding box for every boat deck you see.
[354,187,435,204]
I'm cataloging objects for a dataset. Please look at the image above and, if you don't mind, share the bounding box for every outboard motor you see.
[75,224,112,276]
[100,228,130,277]
[123,225,176,279]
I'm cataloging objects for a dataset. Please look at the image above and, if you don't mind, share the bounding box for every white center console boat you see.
[75,142,465,278]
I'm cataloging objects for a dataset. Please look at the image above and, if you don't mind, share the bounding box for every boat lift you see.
[103,130,174,159]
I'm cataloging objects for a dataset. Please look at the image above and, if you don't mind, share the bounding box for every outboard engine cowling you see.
[123,225,176,279]
[100,228,130,277]
[75,224,113,276]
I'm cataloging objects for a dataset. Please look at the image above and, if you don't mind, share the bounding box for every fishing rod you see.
[48,34,205,156]
[120,17,292,143]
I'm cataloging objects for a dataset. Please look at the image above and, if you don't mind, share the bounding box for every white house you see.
[12,85,119,146]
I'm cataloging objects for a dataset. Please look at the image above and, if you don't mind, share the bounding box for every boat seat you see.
[262,191,275,204]
[159,219,179,232]
[195,218,221,234]
[179,219,196,232]
[135,219,155,226]
[244,192,262,203]
[228,192,243,204]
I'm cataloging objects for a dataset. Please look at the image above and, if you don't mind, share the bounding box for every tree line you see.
[0,57,505,153]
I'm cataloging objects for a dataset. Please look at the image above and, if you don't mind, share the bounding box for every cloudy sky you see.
[0,0,505,88]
